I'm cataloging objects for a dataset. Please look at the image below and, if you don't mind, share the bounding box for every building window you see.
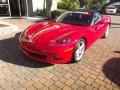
[0,0,8,4]
[0,0,10,16]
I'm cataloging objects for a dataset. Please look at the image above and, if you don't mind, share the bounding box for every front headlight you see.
[56,37,71,44]
[49,36,71,46]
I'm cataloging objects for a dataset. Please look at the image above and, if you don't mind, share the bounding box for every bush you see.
[51,10,65,19]
[57,0,79,10]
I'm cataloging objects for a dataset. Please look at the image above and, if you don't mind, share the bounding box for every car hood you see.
[22,21,85,50]
[25,22,84,41]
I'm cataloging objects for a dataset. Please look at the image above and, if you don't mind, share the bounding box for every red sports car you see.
[19,9,111,64]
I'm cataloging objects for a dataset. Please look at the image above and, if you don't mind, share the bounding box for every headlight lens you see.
[56,37,71,44]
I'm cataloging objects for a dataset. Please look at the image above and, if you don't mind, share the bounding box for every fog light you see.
[52,56,63,60]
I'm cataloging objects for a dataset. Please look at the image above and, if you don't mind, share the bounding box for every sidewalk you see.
[0,20,19,40]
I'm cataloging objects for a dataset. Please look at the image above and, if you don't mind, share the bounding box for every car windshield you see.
[56,12,93,26]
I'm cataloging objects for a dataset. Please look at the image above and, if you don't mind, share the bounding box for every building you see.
[0,0,58,17]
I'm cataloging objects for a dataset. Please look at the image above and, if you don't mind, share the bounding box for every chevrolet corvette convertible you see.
[19,9,111,64]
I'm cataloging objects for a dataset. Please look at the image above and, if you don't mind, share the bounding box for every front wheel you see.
[72,39,86,63]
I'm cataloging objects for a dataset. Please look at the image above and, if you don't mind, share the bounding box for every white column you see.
[18,0,21,16]
[8,0,11,17]
[26,0,29,17]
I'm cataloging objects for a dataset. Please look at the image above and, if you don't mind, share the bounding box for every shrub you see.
[57,0,79,10]
[51,10,65,19]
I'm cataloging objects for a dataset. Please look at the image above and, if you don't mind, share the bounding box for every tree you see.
[46,0,52,19]
[78,0,87,8]
[87,0,104,9]
[43,0,46,9]
[57,0,79,10]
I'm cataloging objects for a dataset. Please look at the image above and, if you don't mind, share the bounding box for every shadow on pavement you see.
[0,33,53,68]
[102,58,120,86]
[110,27,120,28]
[111,23,120,25]
[114,51,120,54]
[110,23,120,28]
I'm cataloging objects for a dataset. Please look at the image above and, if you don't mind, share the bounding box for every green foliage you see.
[51,10,65,19]
[78,0,86,8]
[57,0,79,10]
[87,0,104,9]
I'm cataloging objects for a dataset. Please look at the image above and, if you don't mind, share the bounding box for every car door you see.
[95,20,106,39]
[84,13,100,48]
[91,13,104,40]
[86,25,97,47]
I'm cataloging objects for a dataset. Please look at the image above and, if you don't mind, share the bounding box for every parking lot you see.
[0,16,120,90]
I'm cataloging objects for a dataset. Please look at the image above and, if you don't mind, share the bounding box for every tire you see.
[103,24,110,38]
[72,39,86,63]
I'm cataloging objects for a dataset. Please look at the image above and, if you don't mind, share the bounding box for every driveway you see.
[0,17,120,90]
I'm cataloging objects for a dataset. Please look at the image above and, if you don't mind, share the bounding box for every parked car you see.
[105,6,117,14]
[19,9,111,64]
[112,2,120,13]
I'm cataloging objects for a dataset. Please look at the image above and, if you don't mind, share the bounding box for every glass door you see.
[19,0,27,16]
[9,0,20,16]
[9,0,27,17]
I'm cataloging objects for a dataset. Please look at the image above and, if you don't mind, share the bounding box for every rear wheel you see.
[103,24,110,38]
[72,39,85,63]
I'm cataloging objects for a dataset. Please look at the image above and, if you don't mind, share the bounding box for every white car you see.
[105,6,117,14]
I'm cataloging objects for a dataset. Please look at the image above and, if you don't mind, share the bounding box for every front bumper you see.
[19,43,74,64]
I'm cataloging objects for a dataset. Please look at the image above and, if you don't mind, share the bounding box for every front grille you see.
[22,46,47,60]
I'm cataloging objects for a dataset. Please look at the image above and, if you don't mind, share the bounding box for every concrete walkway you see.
[0,20,19,40]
